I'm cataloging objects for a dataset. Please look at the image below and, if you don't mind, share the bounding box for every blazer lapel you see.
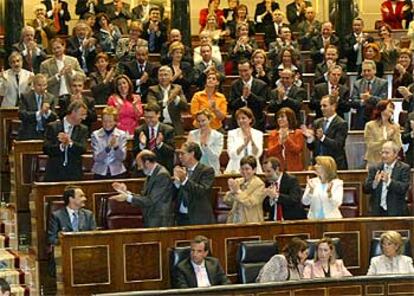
[78,210,86,231]
[63,209,73,231]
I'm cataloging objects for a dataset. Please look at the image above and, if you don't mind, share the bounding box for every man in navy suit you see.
[173,235,230,288]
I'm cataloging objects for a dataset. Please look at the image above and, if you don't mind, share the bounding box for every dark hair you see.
[263,157,281,171]
[182,142,203,161]
[235,4,248,20]
[240,155,257,169]
[96,12,110,24]
[149,6,160,14]
[321,95,338,107]
[144,102,161,113]
[283,238,308,269]
[235,106,255,126]
[379,23,392,34]
[191,235,210,253]
[275,107,297,129]
[0,278,10,293]
[63,185,81,206]
[373,99,394,121]
[95,52,109,64]
[279,47,298,66]
[138,150,157,163]
[315,237,337,264]
[237,58,252,68]
[113,74,134,102]
[67,100,87,115]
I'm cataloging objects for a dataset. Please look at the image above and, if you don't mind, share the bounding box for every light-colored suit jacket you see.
[302,178,343,219]
[188,129,223,175]
[91,127,127,176]
[303,259,352,278]
[0,69,34,107]
[367,254,414,275]
[39,55,83,97]
[225,127,263,174]
[224,175,266,224]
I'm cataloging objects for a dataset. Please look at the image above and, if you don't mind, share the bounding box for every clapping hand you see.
[41,102,50,114]
[57,132,71,146]
[110,182,128,202]
[306,175,315,194]
[228,178,240,193]
[173,166,187,182]
[155,132,164,146]
[315,128,324,140]
[242,85,251,98]
[139,131,147,145]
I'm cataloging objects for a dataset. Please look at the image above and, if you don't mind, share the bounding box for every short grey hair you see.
[383,141,400,154]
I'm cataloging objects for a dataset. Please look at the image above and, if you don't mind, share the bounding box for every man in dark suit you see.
[350,60,388,130]
[401,111,414,167]
[142,6,168,53]
[193,43,225,91]
[262,157,306,220]
[313,45,347,85]
[18,74,58,140]
[119,45,158,103]
[303,95,348,170]
[43,100,89,182]
[65,20,97,74]
[263,9,288,48]
[268,68,307,126]
[48,185,96,245]
[75,0,105,19]
[111,150,174,227]
[286,0,312,32]
[104,0,131,34]
[311,65,350,119]
[147,66,188,135]
[310,22,340,65]
[297,7,321,50]
[364,141,411,216]
[228,59,268,131]
[174,142,216,226]
[160,29,193,65]
[254,0,280,33]
[173,235,230,288]
[42,0,71,35]
[342,18,371,72]
[133,102,175,173]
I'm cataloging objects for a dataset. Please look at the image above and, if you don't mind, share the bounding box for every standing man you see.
[43,100,88,181]
[42,0,71,35]
[147,66,188,135]
[310,22,340,65]
[174,142,216,226]
[18,74,57,140]
[48,185,96,245]
[297,7,321,50]
[75,0,105,19]
[111,150,174,227]
[262,157,306,220]
[286,0,312,32]
[364,141,410,216]
[228,59,268,131]
[302,95,349,170]
[142,6,168,53]
[343,18,371,72]
[173,235,230,288]
[105,0,131,34]
[133,102,175,173]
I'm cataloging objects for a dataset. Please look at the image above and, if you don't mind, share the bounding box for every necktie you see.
[149,32,156,52]
[149,127,156,150]
[356,36,362,65]
[15,74,20,104]
[323,119,329,133]
[27,50,33,72]
[53,4,61,32]
[273,182,284,221]
[381,165,391,211]
[63,125,73,166]
[72,212,79,231]
[367,81,372,93]
[36,95,44,132]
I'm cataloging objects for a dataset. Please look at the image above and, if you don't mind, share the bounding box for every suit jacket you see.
[286,1,312,32]
[307,115,348,169]
[167,61,195,99]
[263,173,306,220]
[75,0,105,18]
[105,3,131,34]
[48,207,96,245]
[40,55,84,98]
[142,20,168,53]
[133,123,175,173]
[263,21,289,47]
[89,71,114,105]
[228,78,268,131]
[0,69,34,107]
[18,91,58,140]
[310,34,340,65]
[314,62,347,85]
[267,129,304,171]
[58,95,97,132]
[147,84,188,135]
[268,85,307,125]
[91,127,127,176]
[311,82,350,119]
[224,175,266,223]
[193,60,225,90]
[173,257,230,288]
[254,1,280,32]
[342,32,372,72]
[12,42,48,73]
[367,255,414,275]
[65,36,97,74]
[42,0,71,35]
[364,161,410,216]
[175,162,216,225]
[43,120,88,181]
[401,111,414,167]
[130,164,174,227]
[119,59,158,102]
[350,77,388,130]
[297,20,322,50]
[303,259,352,278]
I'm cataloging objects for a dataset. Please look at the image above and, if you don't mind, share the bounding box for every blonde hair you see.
[315,156,337,182]
[380,231,404,255]
[168,41,185,55]
[102,106,119,121]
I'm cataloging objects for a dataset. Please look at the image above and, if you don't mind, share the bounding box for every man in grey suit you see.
[350,60,388,129]
[48,185,96,245]
[174,142,216,226]
[364,141,411,216]
[147,66,188,135]
[111,150,174,227]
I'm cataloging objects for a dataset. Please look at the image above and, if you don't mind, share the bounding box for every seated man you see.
[111,150,174,227]
[262,157,306,220]
[173,235,230,288]
[263,9,289,48]
[310,22,339,65]
[350,60,387,130]
[364,141,410,216]
[48,185,96,246]
[147,66,188,135]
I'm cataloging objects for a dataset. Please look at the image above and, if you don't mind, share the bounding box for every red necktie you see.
[149,127,156,150]
[274,182,284,221]
[54,9,61,32]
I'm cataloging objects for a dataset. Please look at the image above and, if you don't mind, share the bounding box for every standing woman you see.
[199,0,225,32]
[303,237,352,278]
[302,156,343,219]
[225,107,263,174]
[228,22,258,74]
[224,155,266,223]
[168,41,194,99]
[226,4,256,39]
[188,109,224,175]
[364,100,402,167]
[95,12,122,55]
[91,106,127,179]
[89,52,115,105]
[393,48,413,98]
[378,24,400,72]
[267,107,304,171]
[107,74,143,137]
[257,237,309,282]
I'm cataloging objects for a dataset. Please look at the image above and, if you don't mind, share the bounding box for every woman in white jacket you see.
[302,156,343,219]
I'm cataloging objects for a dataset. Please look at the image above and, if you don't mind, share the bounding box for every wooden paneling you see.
[54,218,414,295]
